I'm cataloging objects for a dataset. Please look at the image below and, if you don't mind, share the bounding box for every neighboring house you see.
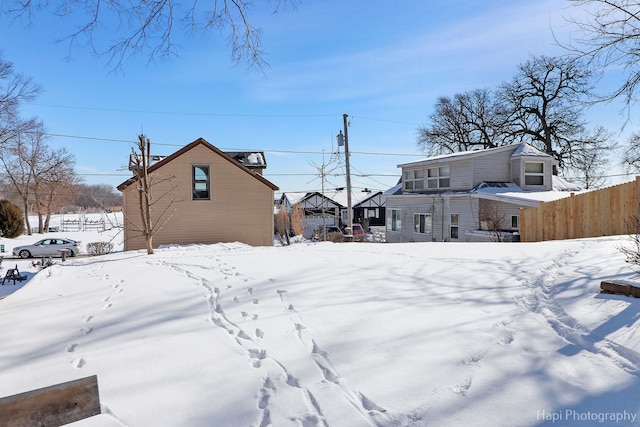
[385,143,581,243]
[278,189,388,237]
[118,138,279,251]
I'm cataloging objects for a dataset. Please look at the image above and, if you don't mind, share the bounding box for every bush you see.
[0,200,25,238]
[86,241,114,256]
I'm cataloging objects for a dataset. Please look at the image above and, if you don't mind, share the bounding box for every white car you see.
[13,238,81,258]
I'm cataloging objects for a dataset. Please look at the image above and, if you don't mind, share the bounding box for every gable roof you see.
[117,138,279,191]
[398,143,551,168]
[280,189,385,209]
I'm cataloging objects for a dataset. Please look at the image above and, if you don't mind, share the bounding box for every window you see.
[404,169,424,190]
[450,214,459,240]
[427,166,450,189]
[524,162,544,186]
[366,208,378,219]
[511,215,519,229]
[414,213,432,234]
[192,165,210,200]
[387,209,401,232]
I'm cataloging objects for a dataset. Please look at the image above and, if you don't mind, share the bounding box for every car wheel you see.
[18,250,31,259]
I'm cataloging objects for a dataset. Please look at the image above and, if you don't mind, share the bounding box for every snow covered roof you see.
[384,183,403,195]
[511,144,549,157]
[225,151,267,169]
[398,143,551,168]
[469,177,584,207]
[280,189,384,209]
[119,138,278,191]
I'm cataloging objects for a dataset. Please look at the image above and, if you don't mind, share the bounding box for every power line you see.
[42,132,428,157]
[27,103,340,119]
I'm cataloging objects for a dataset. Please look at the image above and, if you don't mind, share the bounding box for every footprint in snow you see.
[237,331,253,341]
[361,393,387,412]
[65,343,77,353]
[72,358,86,369]
[451,378,472,396]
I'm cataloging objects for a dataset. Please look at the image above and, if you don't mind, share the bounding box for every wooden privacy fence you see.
[519,177,640,242]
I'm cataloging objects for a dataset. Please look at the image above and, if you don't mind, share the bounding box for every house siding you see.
[449,160,474,190]
[471,150,513,185]
[511,160,523,187]
[122,143,276,250]
[389,144,564,243]
[386,194,483,243]
[448,196,480,241]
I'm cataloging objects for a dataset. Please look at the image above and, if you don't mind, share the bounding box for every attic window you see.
[427,166,450,189]
[404,169,424,190]
[192,165,210,200]
[524,162,544,186]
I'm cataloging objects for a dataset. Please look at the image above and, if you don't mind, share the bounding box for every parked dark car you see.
[13,238,81,258]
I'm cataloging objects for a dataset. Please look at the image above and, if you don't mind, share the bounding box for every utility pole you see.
[337,114,353,235]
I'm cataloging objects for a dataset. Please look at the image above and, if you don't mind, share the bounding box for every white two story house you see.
[385,143,581,243]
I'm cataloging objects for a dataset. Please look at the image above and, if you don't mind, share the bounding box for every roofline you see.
[397,143,549,168]
[468,192,542,208]
[117,138,279,191]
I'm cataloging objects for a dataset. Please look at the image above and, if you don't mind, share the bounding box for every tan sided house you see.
[117,138,279,251]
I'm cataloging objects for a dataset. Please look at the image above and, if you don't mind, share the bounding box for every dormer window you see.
[524,162,544,186]
[404,169,424,190]
[427,166,450,189]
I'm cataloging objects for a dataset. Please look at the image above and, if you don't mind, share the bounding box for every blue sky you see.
[0,0,634,195]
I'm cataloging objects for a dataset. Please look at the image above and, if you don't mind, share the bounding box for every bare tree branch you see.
[1,0,300,71]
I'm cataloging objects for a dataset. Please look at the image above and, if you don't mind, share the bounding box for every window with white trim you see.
[387,209,401,232]
[524,162,544,186]
[414,213,432,234]
[404,169,424,190]
[366,208,378,218]
[427,166,450,189]
[192,165,210,200]
[450,213,459,239]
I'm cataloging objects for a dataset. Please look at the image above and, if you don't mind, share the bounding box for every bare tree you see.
[624,132,640,173]
[479,202,507,242]
[418,88,510,155]
[0,53,41,148]
[74,183,123,209]
[0,128,40,234]
[563,0,640,108]
[0,124,78,233]
[499,55,612,178]
[1,1,300,71]
[618,213,640,275]
[127,134,180,255]
[562,126,612,188]
[34,147,80,232]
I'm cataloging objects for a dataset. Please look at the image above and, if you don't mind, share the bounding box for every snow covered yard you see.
[1,232,640,426]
